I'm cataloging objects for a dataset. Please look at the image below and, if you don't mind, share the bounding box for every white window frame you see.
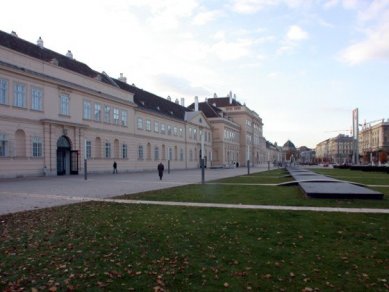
[154,121,159,133]
[31,86,43,111]
[113,108,119,125]
[60,94,70,116]
[121,110,128,127]
[122,144,128,159]
[83,100,92,120]
[146,119,151,131]
[161,123,166,134]
[154,146,159,160]
[137,117,143,129]
[0,78,8,105]
[138,145,144,160]
[0,134,9,157]
[86,140,92,159]
[32,136,43,157]
[105,142,111,158]
[14,82,26,108]
[94,103,101,121]
[104,105,111,123]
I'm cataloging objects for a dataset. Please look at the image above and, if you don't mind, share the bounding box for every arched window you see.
[15,129,26,157]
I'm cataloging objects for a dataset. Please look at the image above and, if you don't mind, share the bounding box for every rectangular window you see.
[189,128,192,139]
[121,110,128,126]
[113,108,119,125]
[173,127,178,136]
[83,100,92,119]
[137,117,143,129]
[122,144,128,159]
[105,142,111,158]
[179,128,183,137]
[31,87,43,111]
[104,105,111,123]
[154,146,159,160]
[138,145,144,160]
[86,140,92,159]
[180,148,184,161]
[168,147,173,160]
[14,82,26,108]
[193,128,197,140]
[146,119,151,131]
[154,121,159,133]
[0,134,9,157]
[0,79,8,105]
[60,94,70,115]
[32,136,43,157]
[94,103,101,121]
[161,123,166,134]
[167,125,172,135]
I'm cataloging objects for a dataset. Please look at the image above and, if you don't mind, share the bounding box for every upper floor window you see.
[32,136,43,157]
[104,105,111,123]
[14,82,26,108]
[189,128,192,139]
[94,103,101,121]
[0,134,9,157]
[60,94,70,116]
[137,117,143,129]
[193,128,197,140]
[167,125,172,135]
[154,121,159,133]
[179,128,183,137]
[113,108,120,125]
[0,79,9,105]
[161,123,166,134]
[31,87,43,111]
[173,127,178,136]
[83,100,92,119]
[146,119,151,131]
[121,110,128,127]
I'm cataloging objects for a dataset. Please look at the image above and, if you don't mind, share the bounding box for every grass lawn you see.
[118,168,389,209]
[1,202,388,291]
[1,168,388,291]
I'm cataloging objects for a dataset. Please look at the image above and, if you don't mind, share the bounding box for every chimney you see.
[11,31,18,37]
[213,93,217,98]
[229,91,232,104]
[194,96,199,111]
[66,50,73,59]
[233,94,236,100]
[118,73,127,83]
[181,98,185,106]
[37,37,44,48]
[175,98,179,104]
[167,96,171,101]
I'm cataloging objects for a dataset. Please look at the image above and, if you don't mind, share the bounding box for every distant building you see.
[315,134,354,164]
[298,146,315,164]
[282,140,297,163]
[359,119,389,164]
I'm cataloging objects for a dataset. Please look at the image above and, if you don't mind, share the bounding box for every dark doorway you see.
[56,136,78,175]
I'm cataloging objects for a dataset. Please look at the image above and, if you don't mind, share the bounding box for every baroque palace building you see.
[0,30,266,178]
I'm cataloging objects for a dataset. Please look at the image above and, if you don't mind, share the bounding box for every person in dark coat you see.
[157,162,164,180]
[113,161,118,174]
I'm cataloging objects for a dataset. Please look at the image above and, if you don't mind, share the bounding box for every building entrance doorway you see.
[56,136,78,175]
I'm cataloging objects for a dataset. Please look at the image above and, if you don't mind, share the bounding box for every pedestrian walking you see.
[157,162,164,180]
[113,161,118,174]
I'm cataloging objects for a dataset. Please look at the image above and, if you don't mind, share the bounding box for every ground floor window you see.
[105,142,111,158]
[122,144,128,159]
[138,145,144,160]
[32,137,43,157]
[86,140,92,159]
[0,134,9,157]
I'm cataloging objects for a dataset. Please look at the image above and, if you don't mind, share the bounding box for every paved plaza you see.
[0,166,267,215]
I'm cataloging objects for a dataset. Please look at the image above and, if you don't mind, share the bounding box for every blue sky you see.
[1,0,389,148]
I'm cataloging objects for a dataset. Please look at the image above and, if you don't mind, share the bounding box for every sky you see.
[1,0,389,148]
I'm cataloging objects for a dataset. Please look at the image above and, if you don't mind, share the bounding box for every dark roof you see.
[283,140,296,149]
[206,97,242,107]
[187,101,223,118]
[0,30,101,79]
[115,79,188,120]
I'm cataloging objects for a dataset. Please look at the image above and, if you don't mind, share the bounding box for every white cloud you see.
[231,0,278,14]
[287,25,308,41]
[193,10,224,25]
[211,39,253,61]
[339,23,389,64]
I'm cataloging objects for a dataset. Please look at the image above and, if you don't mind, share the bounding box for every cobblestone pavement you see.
[0,166,268,215]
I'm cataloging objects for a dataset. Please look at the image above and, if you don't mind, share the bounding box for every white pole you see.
[201,133,205,159]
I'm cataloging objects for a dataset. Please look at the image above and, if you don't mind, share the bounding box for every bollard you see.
[84,159,87,180]
[201,158,205,184]
[247,160,250,175]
